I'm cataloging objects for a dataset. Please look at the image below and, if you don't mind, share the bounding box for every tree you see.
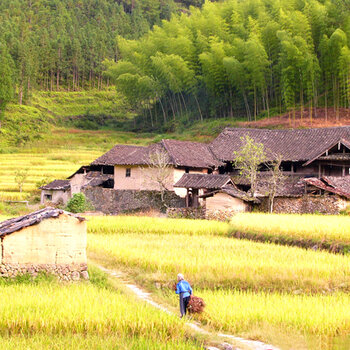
[266,154,286,213]
[233,135,266,197]
[15,168,29,193]
[141,148,172,206]
[0,43,14,128]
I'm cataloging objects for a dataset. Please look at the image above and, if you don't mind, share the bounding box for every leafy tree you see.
[233,135,266,197]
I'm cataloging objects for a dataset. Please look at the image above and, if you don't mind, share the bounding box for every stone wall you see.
[83,187,185,214]
[259,195,348,214]
[206,209,240,221]
[167,207,206,219]
[0,263,88,281]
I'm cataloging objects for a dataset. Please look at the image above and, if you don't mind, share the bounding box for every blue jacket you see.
[176,280,192,298]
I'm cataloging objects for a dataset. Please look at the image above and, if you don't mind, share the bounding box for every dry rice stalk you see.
[187,295,205,314]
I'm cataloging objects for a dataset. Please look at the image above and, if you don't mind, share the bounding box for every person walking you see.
[175,273,192,318]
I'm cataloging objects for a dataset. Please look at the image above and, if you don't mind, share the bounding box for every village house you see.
[41,126,350,215]
[0,208,88,280]
[40,180,71,204]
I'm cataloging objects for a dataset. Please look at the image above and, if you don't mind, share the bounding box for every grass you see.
[230,213,350,251]
[0,268,203,350]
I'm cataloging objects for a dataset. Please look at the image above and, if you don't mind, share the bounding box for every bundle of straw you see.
[187,295,205,314]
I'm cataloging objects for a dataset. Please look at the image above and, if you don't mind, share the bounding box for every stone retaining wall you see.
[259,195,348,214]
[0,263,89,281]
[206,209,238,221]
[83,188,185,214]
[167,207,206,219]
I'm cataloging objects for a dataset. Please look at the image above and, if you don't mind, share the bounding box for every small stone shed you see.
[0,207,88,280]
[174,173,259,219]
[40,180,71,205]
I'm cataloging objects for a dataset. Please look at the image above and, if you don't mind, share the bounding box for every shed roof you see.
[210,127,350,162]
[40,180,70,191]
[0,208,85,236]
[200,185,260,203]
[304,176,350,198]
[174,173,232,189]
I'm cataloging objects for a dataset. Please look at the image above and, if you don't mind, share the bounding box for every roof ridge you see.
[160,139,177,166]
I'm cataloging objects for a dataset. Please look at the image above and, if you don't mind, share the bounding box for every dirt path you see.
[96,264,280,350]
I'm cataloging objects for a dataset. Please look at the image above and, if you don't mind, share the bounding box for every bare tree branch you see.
[141,149,172,207]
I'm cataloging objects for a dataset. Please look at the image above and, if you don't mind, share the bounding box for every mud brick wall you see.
[83,188,185,214]
[1,214,87,265]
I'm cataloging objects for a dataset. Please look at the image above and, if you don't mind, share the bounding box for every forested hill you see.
[0,0,197,107]
[106,0,350,128]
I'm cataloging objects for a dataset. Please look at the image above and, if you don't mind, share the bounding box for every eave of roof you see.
[304,177,350,198]
[0,208,85,236]
[303,138,350,167]
[40,180,70,190]
[174,174,232,189]
[210,126,350,163]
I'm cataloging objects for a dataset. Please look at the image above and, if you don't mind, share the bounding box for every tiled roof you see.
[91,145,150,166]
[40,180,70,190]
[221,186,260,203]
[255,177,306,198]
[91,140,222,169]
[210,127,350,162]
[304,176,350,198]
[200,185,260,203]
[174,174,232,189]
[303,138,350,166]
[161,139,223,168]
[0,208,85,236]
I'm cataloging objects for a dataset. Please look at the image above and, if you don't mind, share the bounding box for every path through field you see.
[96,264,280,350]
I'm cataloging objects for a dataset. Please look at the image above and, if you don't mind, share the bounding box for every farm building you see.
[174,173,258,215]
[40,180,71,204]
[40,126,350,215]
[0,208,88,280]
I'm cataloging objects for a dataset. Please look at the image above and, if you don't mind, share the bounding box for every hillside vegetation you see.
[106,0,350,129]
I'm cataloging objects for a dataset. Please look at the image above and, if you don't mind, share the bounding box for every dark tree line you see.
[105,0,350,128]
[0,0,190,110]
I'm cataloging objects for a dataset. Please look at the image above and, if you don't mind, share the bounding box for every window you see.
[126,168,131,177]
[44,194,52,201]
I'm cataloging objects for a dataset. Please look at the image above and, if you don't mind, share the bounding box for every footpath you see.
[96,264,280,350]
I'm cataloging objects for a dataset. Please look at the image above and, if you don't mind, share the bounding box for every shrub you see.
[65,193,93,213]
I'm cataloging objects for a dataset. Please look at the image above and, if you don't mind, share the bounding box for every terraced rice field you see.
[87,216,350,349]
[0,269,202,350]
[0,148,102,201]
[230,213,350,246]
